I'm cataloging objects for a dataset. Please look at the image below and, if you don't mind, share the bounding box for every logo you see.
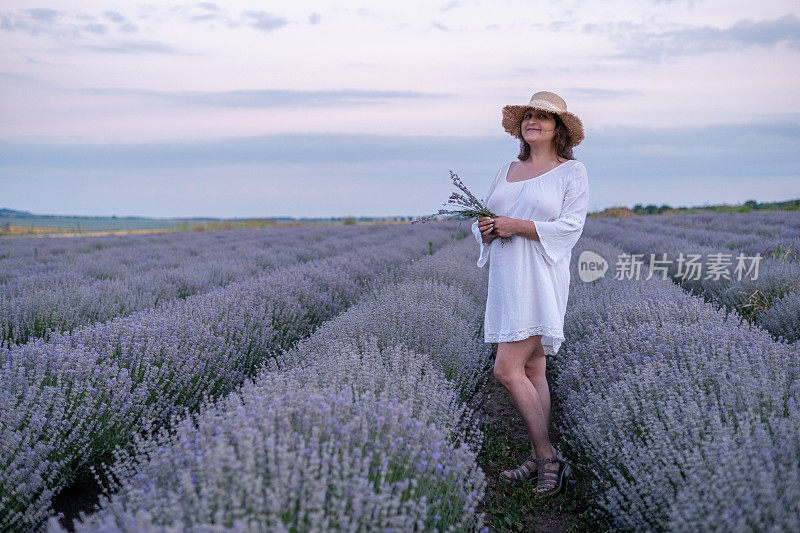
[578,250,608,282]
[574,250,762,282]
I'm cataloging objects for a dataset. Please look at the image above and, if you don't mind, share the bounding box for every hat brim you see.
[502,104,584,147]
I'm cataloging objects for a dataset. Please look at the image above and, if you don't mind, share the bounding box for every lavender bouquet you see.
[412,170,512,244]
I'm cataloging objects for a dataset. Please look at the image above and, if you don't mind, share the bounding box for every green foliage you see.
[477,422,605,532]
[622,198,800,216]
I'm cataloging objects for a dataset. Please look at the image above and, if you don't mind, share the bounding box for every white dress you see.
[471,159,589,355]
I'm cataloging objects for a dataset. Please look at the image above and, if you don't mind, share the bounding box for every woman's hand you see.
[491,215,517,238]
[477,216,497,244]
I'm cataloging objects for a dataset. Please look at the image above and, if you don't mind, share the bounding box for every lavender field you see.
[2,212,799,532]
[581,211,800,343]
[0,225,431,346]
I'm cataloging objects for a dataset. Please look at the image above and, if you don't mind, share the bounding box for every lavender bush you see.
[279,277,489,402]
[649,211,800,256]
[0,224,433,346]
[591,211,800,257]
[756,288,800,344]
[1,223,465,532]
[55,363,485,532]
[56,237,490,532]
[553,236,800,531]
[583,214,800,336]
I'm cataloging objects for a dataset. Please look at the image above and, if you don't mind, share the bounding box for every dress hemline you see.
[484,325,564,343]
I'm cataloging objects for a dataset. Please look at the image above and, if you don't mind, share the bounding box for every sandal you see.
[499,454,537,483]
[533,454,571,497]
[499,447,564,483]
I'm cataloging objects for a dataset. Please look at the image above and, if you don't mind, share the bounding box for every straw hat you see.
[502,91,584,147]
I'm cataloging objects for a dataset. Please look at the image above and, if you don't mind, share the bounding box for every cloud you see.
[2,116,797,174]
[548,19,577,32]
[242,11,288,32]
[562,88,646,99]
[196,3,221,12]
[308,13,321,25]
[649,0,700,5]
[183,3,227,23]
[23,8,60,23]
[102,11,126,23]
[79,39,178,54]
[0,71,46,84]
[441,1,460,10]
[611,13,800,60]
[582,20,648,35]
[0,7,136,38]
[3,118,798,216]
[0,134,506,171]
[82,23,108,35]
[0,8,62,35]
[79,87,445,108]
[25,56,61,65]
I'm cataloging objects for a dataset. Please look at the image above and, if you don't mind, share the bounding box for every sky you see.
[1,0,798,218]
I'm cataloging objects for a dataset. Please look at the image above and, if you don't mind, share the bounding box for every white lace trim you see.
[484,325,564,343]
[560,216,585,226]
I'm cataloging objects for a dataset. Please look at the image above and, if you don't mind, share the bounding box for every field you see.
[1,212,799,532]
[0,208,412,237]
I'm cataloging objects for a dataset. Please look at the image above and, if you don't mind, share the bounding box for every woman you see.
[470,91,589,497]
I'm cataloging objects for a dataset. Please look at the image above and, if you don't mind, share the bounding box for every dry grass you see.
[0,219,416,239]
[588,207,634,218]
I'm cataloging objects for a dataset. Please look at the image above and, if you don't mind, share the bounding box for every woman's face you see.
[520,108,557,146]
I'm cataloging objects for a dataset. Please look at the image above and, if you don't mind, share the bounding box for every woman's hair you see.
[517,113,575,161]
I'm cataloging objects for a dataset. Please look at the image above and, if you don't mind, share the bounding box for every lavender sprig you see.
[412,170,512,245]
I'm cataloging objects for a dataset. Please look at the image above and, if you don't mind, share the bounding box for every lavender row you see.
[56,237,491,532]
[0,223,387,268]
[1,224,344,297]
[0,223,465,532]
[589,212,800,260]
[647,211,800,250]
[583,216,800,342]
[0,224,430,346]
[554,236,800,530]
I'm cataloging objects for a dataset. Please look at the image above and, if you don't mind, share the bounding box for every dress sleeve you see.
[471,164,506,268]
[532,161,589,266]
[471,219,491,268]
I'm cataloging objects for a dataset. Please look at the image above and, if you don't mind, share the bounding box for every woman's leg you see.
[494,335,556,459]
[524,337,551,427]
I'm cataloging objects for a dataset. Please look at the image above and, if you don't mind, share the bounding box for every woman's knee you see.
[492,359,509,383]
[493,358,523,386]
[494,337,537,383]
[494,356,527,385]
[524,352,546,381]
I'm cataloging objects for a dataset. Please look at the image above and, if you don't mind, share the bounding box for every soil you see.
[51,467,103,531]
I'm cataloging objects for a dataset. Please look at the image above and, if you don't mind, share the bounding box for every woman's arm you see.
[488,214,535,239]
[491,164,589,265]
[512,219,539,241]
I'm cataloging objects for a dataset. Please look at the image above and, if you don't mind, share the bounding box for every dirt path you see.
[470,364,600,533]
